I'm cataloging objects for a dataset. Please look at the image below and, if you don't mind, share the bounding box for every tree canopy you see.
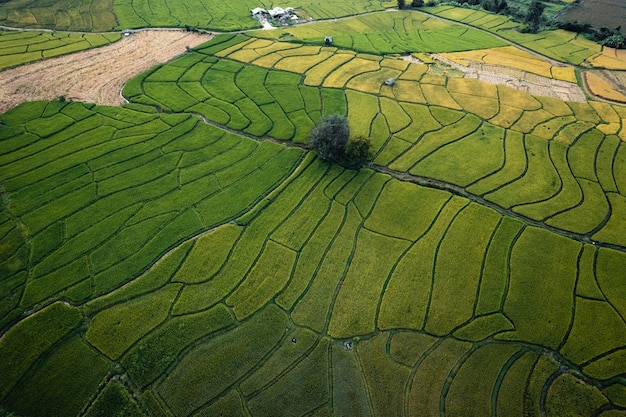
[308,114,351,163]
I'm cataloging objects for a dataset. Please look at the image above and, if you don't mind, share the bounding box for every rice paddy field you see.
[0,0,385,31]
[2,4,626,417]
[0,30,121,71]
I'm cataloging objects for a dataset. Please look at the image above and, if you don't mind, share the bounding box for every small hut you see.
[384,78,396,86]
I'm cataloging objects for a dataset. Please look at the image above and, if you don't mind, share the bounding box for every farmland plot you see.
[1,103,625,415]
[2,6,626,417]
[0,30,121,71]
[126,35,626,243]
[0,0,117,32]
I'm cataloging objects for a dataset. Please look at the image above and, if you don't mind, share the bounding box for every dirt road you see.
[0,30,213,114]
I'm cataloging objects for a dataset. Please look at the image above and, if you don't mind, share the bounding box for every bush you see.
[344,135,372,168]
[411,0,424,7]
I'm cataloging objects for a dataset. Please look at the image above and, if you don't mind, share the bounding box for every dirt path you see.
[0,30,213,114]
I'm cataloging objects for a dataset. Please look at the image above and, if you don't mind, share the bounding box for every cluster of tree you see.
[557,22,625,49]
[397,0,439,9]
[183,25,201,33]
[449,0,508,14]
[308,115,371,168]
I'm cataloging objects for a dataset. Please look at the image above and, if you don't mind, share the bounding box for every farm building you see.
[268,7,286,18]
[251,7,267,18]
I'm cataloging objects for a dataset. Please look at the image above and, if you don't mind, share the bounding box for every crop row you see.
[0,0,117,32]
[124,40,626,246]
[76,155,626,416]
[0,100,303,310]
[0,30,121,70]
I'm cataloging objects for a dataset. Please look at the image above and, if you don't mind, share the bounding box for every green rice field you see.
[0,30,121,70]
[2,4,626,417]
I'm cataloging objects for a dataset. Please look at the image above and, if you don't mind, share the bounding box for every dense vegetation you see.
[1,2,626,416]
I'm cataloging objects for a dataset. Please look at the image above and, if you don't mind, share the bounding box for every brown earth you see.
[0,30,213,114]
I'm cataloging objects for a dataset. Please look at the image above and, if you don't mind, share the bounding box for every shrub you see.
[343,135,372,168]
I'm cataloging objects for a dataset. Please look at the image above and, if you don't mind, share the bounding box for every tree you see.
[411,0,424,7]
[308,114,350,163]
[397,0,406,9]
[524,0,545,31]
[343,135,371,168]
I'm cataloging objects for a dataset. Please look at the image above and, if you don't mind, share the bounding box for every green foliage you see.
[343,135,372,168]
[309,114,350,163]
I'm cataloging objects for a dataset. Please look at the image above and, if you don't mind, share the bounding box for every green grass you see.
[332,339,371,416]
[514,143,582,221]
[546,178,609,234]
[227,240,297,320]
[389,113,482,172]
[561,297,626,365]
[545,373,608,417]
[407,338,473,416]
[246,337,331,417]
[475,217,524,315]
[467,130,526,196]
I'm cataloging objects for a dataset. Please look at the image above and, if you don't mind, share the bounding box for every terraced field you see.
[0,0,118,32]
[0,0,385,31]
[424,6,602,65]
[0,30,120,71]
[1,5,626,417]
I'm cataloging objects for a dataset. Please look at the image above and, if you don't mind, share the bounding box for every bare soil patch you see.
[433,54,586,102]
[0,30,213,114]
